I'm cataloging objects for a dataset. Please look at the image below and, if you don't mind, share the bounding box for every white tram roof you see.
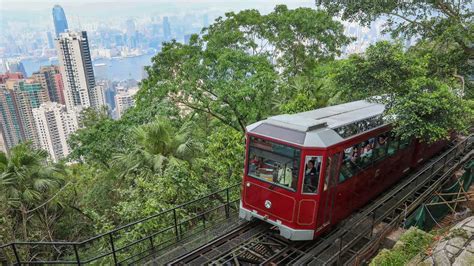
[247,100,386,148]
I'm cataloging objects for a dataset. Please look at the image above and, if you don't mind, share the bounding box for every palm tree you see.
[113,118,202,178]
[0,143,62,240]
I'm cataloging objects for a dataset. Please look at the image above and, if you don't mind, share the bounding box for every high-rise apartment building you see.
[0,132,6,154]
[33,102,78,162]
[89,84,106,111]
[114,87,138,119]
[0,83,24,150]
[32,65,66,105]
[56,31,104,111]
[0,77,48,150]
[0,72,24,83]
[52,5,69,37]
[10,79,48,147]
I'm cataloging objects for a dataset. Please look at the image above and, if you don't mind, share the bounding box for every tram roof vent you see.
[267,114,328,132]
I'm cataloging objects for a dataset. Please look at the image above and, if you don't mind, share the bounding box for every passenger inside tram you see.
[303,158,320,193]
[350,147,360,163]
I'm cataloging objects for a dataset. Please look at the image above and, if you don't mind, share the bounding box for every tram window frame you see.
[302,156,322,194]
[246,136,301,192]
[324,153,340,190]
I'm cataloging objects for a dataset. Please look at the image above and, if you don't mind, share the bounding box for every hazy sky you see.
[1,0,315,25]
[1,1,315,12]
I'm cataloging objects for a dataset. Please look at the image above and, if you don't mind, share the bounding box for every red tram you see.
[239,100,448,240]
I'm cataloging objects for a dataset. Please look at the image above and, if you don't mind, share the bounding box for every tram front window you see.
[247,136,301,191]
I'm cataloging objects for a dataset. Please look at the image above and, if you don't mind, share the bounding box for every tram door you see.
[316,152,342,231]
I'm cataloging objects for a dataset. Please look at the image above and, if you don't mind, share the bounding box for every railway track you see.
[168,221,318,265]
[166,135,473,265]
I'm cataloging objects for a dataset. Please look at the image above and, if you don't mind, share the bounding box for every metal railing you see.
[0,183,241,265]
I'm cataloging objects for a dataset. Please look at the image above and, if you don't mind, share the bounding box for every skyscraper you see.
[32,65,66,105]
[46,31,55,49]
[0,77,48,150]
[125,19,137,48]
[0,83,24,150]
[33,102,78,162]
[114,87,138,119]
[0,132,6,154]
[12,80,48,147]
[163,17,171,41]
[56,31,104,111]
[0,73,25,151]
[3,60,27,77]
[89,84,106,111]
[52,5,69,37]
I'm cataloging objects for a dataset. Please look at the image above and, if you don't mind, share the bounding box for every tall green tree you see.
[139,40,278,133]
[317,0,474,96]
[138,5,350,133]
[113,118,202,178]
[334,41,472,142]
[0,143,63,240]
[204,5,351,76]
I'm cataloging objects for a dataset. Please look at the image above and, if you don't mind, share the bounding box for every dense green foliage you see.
[0,3,472,263]
[334,41,472,142]
[318,0,473,141]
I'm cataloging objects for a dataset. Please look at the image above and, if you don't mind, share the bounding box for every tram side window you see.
[373,133,389,160]
[340,146,358,183]
[399,137,411,150]
[359,138,374,168]
[387,132,400,156]
[302,156,322,194]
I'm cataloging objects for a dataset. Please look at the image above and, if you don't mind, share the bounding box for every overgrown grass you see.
[370,227,434,266]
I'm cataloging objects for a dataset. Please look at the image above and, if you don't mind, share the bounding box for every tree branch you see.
[387,12,434,33]
[171,96,241,132]
[26,182,71,214]
[435,0,459,18]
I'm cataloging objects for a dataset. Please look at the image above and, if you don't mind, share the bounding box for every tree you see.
[278,61,343,113]
[0,143,63,240]
[138,5,350,133]
[334,41,472,142]
[68,115,128,167]
[200,125,246,188]
[265,5,352,76]
[112,118,202,178]
[389,77,472,141]
[139,40,278,133]
[317,0,474,96]
[204,5,351,76]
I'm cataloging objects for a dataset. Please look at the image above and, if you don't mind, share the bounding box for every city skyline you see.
[0,1,390,161]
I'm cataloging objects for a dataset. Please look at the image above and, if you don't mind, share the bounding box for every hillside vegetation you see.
[1,2,472,262]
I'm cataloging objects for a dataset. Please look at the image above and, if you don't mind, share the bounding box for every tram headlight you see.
[264,200,272,209]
